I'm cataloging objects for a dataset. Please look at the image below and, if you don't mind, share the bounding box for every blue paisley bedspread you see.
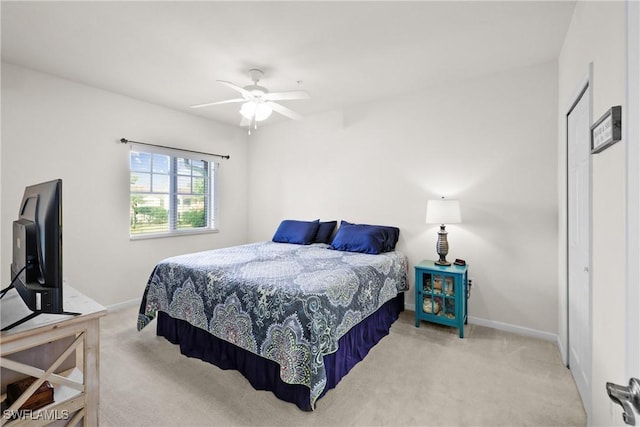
[137,241,408,409]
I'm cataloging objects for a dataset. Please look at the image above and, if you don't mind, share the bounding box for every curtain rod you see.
[120,138,230,160]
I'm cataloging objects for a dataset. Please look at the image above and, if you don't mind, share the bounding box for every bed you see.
[137,222,408,410]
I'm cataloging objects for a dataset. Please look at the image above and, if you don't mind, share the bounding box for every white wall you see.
[1,62,249,306]
[247,62,559,336]
[558,2,627,425]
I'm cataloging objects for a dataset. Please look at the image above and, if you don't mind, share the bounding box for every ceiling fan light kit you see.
[240,100,272,122]
[190,68,309,133]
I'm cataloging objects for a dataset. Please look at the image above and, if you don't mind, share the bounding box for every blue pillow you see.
[330,221,394,254]
[378,225,400,251]
[272,220,320,245]
[337,221,400,252]
[314,221,337,244]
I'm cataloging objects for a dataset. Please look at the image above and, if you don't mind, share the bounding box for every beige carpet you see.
[99,305,586,426]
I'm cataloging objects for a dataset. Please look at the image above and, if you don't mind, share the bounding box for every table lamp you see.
[425,197,462,266]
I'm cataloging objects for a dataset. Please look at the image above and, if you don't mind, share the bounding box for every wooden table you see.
[1,286,107,426]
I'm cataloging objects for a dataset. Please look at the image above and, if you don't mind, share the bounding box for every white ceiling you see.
[1,1,576,128]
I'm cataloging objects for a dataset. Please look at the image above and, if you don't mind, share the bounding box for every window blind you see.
[129,143,218,238]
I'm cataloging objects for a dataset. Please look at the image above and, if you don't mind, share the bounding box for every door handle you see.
[606,378,640,425]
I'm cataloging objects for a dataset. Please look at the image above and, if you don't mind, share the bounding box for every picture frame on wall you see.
[591,105,622,154]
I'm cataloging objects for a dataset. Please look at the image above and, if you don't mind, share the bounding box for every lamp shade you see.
[425,199,462,224]
[240,101,273,122]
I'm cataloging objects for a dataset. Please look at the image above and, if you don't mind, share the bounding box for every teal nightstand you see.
[414,260,469,338]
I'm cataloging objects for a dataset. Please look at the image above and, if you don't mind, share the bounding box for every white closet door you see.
[567,84,591,409]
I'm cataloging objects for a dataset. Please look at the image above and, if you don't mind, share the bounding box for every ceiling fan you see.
[190,68,310,134]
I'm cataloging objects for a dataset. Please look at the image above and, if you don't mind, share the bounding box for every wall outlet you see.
[468,277,476,288]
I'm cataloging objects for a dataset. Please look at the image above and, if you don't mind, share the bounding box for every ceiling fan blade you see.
[190,98,245,108]
[218,80,252,98]
[263,90,310,101]
[268,102,303,120]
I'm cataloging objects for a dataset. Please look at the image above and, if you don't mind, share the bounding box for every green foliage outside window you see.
[179,209,205,228]
[130,149,215,237]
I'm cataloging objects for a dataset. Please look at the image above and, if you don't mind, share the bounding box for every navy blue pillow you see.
[330,222,388,254]
[272,220,320,245]
[378,225,400,251]
[337,221,400,252]
[314,221,337,244]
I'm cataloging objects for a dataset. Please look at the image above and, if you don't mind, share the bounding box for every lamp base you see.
[435,224,451,266]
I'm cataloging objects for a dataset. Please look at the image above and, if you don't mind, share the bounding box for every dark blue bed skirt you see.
[156,292,405,410]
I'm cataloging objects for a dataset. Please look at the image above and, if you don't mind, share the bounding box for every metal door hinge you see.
[607,378,640,425]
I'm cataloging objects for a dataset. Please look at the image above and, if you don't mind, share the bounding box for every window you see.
[129,145,218,238]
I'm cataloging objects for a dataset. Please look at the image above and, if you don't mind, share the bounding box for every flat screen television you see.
[1,179,78,331]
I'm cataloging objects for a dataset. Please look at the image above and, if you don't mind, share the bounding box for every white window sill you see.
[130,228,219,241]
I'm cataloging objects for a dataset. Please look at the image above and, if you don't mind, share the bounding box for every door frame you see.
[563,65,593,419]
[626,0,640,382]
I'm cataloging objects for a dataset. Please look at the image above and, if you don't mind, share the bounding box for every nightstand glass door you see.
[422,273,456,320]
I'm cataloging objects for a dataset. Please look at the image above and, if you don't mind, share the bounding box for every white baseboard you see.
[466,316,557,342]
[557,335,568,366]
[405,302,417,313]
[405,303,558,342]
[106,298,139,312]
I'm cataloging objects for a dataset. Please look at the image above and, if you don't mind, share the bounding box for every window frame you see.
[129,143,219,240]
